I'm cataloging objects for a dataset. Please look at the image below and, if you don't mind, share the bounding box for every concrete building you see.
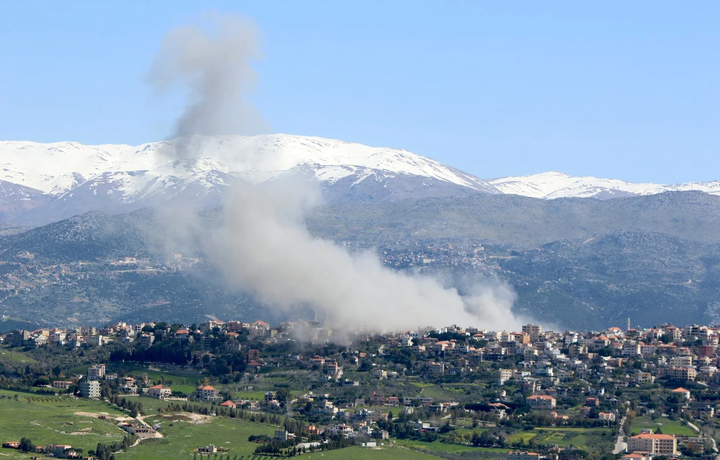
[509,452,541,460]
[522,324,542,341]
[628,433,677,456]
[526,394,556,409]
[87,364,105,381]
[499,369,513,385]
[197,385,221,401]
[52,380,73,390]
[79,380,101,398]
[139,333,155,348]
[148,385,172,399]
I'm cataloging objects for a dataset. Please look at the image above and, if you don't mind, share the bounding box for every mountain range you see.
[2,134,720,226]
[1,134,720,330]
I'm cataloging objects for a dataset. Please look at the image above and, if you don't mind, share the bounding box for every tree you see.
[19,437,35,452]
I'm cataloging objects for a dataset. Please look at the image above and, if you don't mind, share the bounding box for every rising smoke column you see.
[148,13,524,332]
[148,12,267,156]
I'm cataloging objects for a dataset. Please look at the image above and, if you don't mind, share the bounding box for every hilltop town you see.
[2,318,720,460]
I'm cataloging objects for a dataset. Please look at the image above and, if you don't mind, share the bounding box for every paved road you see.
[613,415,627,454]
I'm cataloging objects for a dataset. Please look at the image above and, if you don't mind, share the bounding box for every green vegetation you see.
[121,416,277,460]
[631,416,697,437]
[0,345,37,364]
[303,446,438,460]
[0,390,128,454]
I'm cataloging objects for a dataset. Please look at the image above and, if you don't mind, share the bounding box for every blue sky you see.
[0,1,717,183]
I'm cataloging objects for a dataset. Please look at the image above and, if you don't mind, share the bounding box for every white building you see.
[79,380,101,398]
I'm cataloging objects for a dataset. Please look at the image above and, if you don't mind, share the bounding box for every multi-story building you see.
[499,369,513,385]
[509,452,541,460]
[52,380,73,390]
[428,362,445,375]
[79,380,101,398]
[628,433,677,455]
[148,385,172,399]
[667,366,697,381]
[139,334,155,348]
[634,370,654,384]
[87,364,106,381]
[87,335,106,347]
[197,385,221,401]
[526,394,556,409]
[522,324,542,341]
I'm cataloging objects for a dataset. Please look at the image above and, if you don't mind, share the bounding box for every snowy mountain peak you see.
[0,134,502,224]
[1,134,720,226]
[489,171,720,200]
[0,134,496,196]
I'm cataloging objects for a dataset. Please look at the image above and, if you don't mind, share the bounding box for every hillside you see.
[2,191,720,329]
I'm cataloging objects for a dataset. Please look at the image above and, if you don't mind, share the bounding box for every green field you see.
[410,383,462,401]
[0,390,128,456]
[304,446,439,460]
[632,416,697,436]
[395,438,509,455]
[0,345,37,364]
[506,427,614,450]
[120,415,278,460]
[0,389,284,460]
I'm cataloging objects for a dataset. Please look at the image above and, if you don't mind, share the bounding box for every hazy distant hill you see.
[1,191,720,329]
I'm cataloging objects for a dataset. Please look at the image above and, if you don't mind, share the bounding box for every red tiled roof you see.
[631,433,676,440]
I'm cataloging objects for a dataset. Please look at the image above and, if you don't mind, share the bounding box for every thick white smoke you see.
[149,13,526,332]
[203,180,522,331]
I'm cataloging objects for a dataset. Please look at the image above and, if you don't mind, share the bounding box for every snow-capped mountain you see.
[489,171,720,200]
[0,134,499,225]
[2,134,720,226]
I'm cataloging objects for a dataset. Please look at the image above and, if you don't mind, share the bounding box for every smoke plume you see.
[150,14,526,332]
[148,12,267,157]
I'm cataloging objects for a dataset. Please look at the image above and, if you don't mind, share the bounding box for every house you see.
[84,334,105,347]
[628,433,677,455]
[325,361,342,378]
[526,394,556,409]
[119,423,158,438]
[369,391,385,405]
[274,430,296,441]
[197,385,221,401]
[139,334,155,348]
[428,362,445,375]
[621,454,652,460]
[48,444,77,459]
[598,412,616,422]
[325,424,354,437]
[508,452,541,460]
[198,444,217,454]
[175,329,191,342]
[148,385,171,399]
[52,380,73,390]
[634,370,654,384]
[671,387,691,400]
[220,400,237,408]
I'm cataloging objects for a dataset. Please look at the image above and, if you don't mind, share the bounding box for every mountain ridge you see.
[2,134,720,226]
